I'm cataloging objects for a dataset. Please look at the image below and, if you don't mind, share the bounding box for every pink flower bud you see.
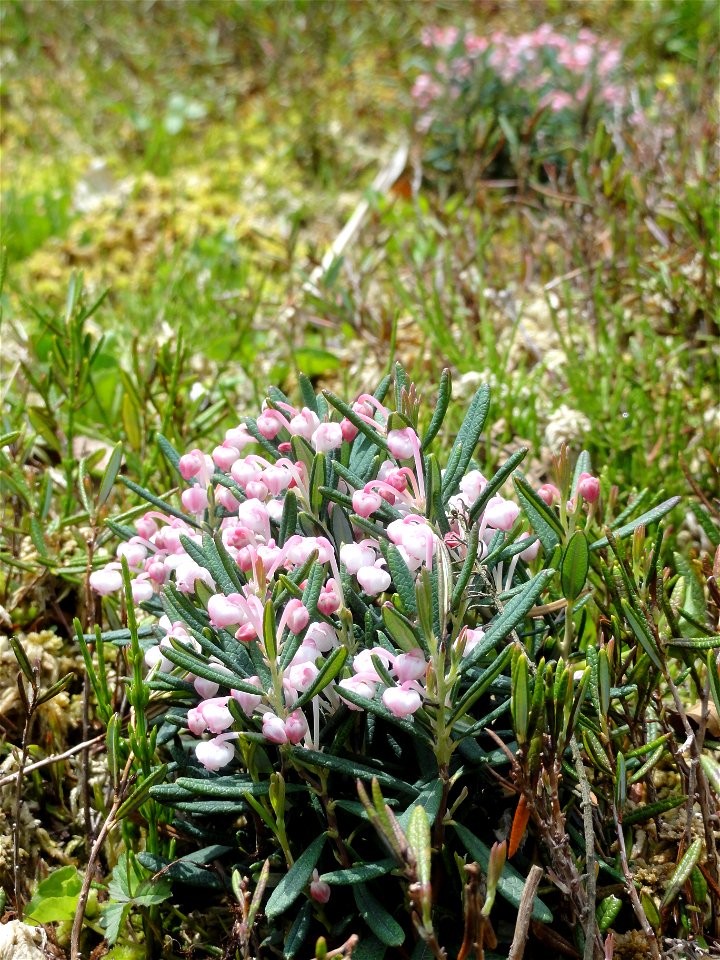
[317,580,341,615]
[117,541,147,569]
[312,422,343,452]
[231,459,261,488]
[352,490,383,518]
[537,483,560,505]
[182,486,209,515]
[484,496,520,531]
[337,676,377,709]
[235,623,258,642]
[393,648,427,683]
[194,675,220,699]
[459,470,488,505]
[135,514,158,539]
[146,560,169,585]
[382,685,422,718]
[310,869,331,904]
[305,622,337,652]
[356,565,391,596]
[285,599,310,634]
[387,427,418,460]
[89,568,123,596]
[341,418,359,442]
[214,486,239,512]
[187,706,207,736]
[577,472,600,503]
[257,410,283,439]
[195,735,235,771]
[284,709,309,745]
[385,468,408,492]
[262,465,292,496]
[179,449,205,480]
[200,697,234,734]
[245,480,269,501]
[289,409,320,441]
[262,712,288,744]
[232,677,263,715]
[455,627,485,657]
[339,542,376,575]
[518,533,541,562]
[212,444,239,471]
[131,577,154,604]
[225,425,253,450]
[284,662,319,696]
[208,594,245,628]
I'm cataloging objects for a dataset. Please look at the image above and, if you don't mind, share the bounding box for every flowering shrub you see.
[85,365,711,959]
[412,25,637,181]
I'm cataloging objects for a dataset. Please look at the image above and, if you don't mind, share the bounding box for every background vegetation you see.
[1,1,718,958]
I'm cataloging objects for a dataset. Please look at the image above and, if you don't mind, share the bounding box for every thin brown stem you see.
[508,864,543,960]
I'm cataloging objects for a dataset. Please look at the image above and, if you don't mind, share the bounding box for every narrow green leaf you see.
[421,368,451,451]
[294,647,347,709]
[407,806,432,890]
[9,635,35,683]
[320,860,396,885]
[381,542,417,615]
[266,834,327,919]
[465,569,556,667]
[561,530,590,601]
[590,497,681,550]
[120,477,201,528]
[513,475,563,554]
[467,448,528,524]
[442,385,490,497]
[288,747,419,795]
[98,442,124,508]
[661,838,703,908]
[116,765,168,819]
[353,883,404,947]
[453,823,553,922]
[36,672,74,706]
[622,599,664,671]
[622,796,685,826]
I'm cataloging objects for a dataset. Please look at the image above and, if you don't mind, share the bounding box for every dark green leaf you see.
[266,833,326,919]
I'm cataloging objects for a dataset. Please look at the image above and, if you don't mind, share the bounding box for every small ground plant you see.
[69,365,717,959]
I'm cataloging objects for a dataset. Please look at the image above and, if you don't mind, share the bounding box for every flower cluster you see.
[90,378,602,776]
[414,25,626,115]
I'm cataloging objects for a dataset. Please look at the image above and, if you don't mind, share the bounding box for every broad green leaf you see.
[596,894,622,933]
[382,603,420,653]
[561,530,589,600]
[266,833,326,919]
[453,823,553,922]
[353,883,405,947]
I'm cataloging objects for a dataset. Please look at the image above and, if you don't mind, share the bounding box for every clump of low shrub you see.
[411,24,640,183]
[72,365,719,959]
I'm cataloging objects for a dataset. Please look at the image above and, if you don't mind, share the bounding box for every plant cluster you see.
[412,24,638,181]
[69,365,719,959]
